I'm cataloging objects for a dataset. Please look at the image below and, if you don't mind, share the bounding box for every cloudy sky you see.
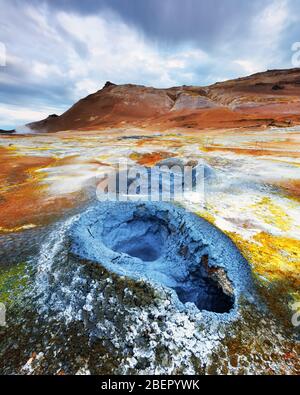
[0,0,299,129]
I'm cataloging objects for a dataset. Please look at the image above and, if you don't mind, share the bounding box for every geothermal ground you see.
[0,124,299,374]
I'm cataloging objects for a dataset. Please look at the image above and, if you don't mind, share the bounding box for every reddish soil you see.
[26,68,300,133]
[0,148,80,230]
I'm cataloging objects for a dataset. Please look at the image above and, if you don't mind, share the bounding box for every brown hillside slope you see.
[27,68,300,132]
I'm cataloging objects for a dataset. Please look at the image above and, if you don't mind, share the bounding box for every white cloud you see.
[243,0,290,70]
[224,0,292,77]
[56,11,210,92]
[0,103,63,129]
[32,62,63,79]
[0,2,212,127]
[233,59,262,75]
[254,0,289,47]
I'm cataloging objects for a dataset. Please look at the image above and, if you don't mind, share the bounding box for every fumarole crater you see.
[70,201,254,315]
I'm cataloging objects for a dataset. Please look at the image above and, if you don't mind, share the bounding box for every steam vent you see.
[70,202,254,315]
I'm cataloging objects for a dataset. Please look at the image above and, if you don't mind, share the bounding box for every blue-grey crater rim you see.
[69,201,255,316]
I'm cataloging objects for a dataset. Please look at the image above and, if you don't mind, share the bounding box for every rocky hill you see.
[27,68,300,132]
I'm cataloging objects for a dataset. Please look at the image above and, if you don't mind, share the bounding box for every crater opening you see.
[102,218,169,262]
[122,243,159,262]
[70,202,250,315]
[103,214,234,312]
[174,275,234,313]
[175,284,233,313]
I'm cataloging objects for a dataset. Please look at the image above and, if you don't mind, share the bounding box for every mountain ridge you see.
[25,67,300,133]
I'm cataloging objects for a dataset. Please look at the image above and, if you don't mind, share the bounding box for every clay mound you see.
[27,68,300,133]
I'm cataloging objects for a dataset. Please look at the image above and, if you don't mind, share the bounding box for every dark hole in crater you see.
[122,243,160,262]
[175,278,234,313]
[103,218,168,262]
[174,254,234,313]
[100,208,235,313]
